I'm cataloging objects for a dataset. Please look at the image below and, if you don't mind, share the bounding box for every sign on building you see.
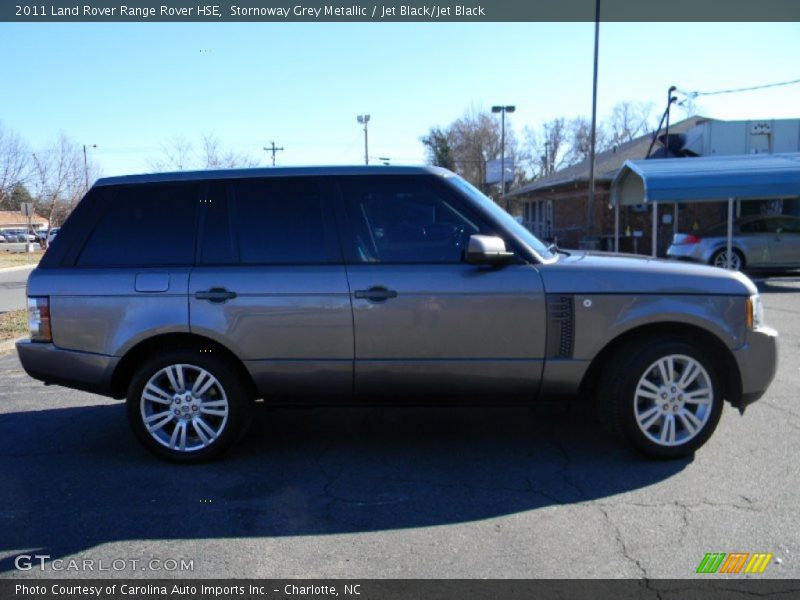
[485,159,515,185]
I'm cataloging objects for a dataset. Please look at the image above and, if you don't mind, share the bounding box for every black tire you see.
[710,248,745,271]
[597,337,724,459]
[126,349,253,463]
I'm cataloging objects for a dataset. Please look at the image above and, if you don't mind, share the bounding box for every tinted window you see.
[340,177,483,263]
[775,217,800,234]
[77,183,198,267]
[198,182,235,265]
[233,178,337,264]
[739,219,766,233]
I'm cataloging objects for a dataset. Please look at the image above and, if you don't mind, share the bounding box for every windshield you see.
[445,175,555,261]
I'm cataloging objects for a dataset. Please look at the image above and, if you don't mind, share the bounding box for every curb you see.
[0,337,23,356]
[0,264,37,274]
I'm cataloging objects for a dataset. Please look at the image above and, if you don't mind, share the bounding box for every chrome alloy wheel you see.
[140,364,229,453]
[633,354,713,447]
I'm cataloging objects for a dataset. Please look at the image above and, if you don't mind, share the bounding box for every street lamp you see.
[356,114,370,165]
[491,105,515,208]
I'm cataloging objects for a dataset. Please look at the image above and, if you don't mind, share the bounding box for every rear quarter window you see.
[77,183,198,267]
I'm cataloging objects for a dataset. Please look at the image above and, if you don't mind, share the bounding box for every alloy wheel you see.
[140,363,229,453]
[633,354,713,447]
[713,250,741,270]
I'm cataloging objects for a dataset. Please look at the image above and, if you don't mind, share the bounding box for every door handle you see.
[195,287,237,303]
[354,286,398,302]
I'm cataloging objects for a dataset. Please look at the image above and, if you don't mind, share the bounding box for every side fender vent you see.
[546,295,575,358]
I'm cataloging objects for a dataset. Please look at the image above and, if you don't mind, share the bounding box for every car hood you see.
[538,251,757,296]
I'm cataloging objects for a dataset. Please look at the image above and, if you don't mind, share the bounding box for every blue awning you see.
[611,152,800,206]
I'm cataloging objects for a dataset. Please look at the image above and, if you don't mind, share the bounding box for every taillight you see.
[27,296,52,342]
[673,234,701,245]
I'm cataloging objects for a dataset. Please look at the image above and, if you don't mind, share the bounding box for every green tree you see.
[1,182,34,212]
[421,127,455,171]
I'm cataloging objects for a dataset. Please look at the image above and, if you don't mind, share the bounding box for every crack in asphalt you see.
[596,504,650,580]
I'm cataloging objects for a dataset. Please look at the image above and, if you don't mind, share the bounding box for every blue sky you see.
[1,22,799,176]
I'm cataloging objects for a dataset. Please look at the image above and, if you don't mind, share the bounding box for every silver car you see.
[668,215,800,271]
[17,167,778,463]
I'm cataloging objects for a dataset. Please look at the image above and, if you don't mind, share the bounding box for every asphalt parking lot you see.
[0,275,798,580]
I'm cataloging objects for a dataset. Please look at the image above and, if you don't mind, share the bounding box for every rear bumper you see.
[666,245,706,263]
[16,340,118,397]
[732,326,778,410]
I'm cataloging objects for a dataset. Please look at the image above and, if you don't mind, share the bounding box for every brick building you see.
[506,116,800,255]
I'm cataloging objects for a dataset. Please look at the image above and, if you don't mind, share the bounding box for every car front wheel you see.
[600,339,724,459]
[126,350,252,462]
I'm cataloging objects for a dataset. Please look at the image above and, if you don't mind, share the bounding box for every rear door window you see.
[231,177,339,264]
[77,183,198,267]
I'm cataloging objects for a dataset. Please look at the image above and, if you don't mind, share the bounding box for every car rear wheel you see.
[599,338,724,459]
[710,248,744,271]
[126,350,253,462]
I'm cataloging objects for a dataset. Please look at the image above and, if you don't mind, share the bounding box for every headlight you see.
[27,296,52,342]
[746,294,765,330]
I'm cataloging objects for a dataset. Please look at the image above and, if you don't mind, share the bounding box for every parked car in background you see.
[47,227,60,244]
[17,167,777,463]
[668,215,800,271]
[0,228,33,243]
[0,232,6,243]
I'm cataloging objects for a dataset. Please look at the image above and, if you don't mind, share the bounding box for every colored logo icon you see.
[696,552,773,574]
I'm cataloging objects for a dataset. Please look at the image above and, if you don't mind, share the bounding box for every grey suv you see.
[17,167,777,462]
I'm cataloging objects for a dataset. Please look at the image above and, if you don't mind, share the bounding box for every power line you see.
[679,76,800,98]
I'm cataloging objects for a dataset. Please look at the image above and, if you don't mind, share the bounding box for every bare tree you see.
[149,135,194,172]
[440,107,524,194]
[607,101,655,146]
[30,135,86,234]
[522,118,570,177]
[566,116,610,165]
[0,123,31,207]
[201,133,259,169]
[150,134,258,172]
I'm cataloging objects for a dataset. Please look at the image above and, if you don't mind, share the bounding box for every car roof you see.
[95,165,454,187]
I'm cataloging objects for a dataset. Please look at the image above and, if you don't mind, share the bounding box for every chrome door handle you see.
[195,287,237,303]
[354,286,398,302]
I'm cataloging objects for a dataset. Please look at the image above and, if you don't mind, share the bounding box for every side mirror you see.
[464,235,514,265]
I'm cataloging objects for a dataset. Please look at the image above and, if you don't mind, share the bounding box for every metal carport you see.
[610,153,800,268]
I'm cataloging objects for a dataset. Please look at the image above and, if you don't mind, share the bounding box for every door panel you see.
[769,217,800,266]
[189,266,353,396]
[189,178,353,397]
[347,264,546,396]
[335,175,547,399]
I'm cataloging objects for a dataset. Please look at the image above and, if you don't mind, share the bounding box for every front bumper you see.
[732,326,778,410]
[16,340,119,397]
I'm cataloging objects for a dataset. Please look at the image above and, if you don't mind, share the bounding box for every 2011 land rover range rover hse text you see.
[17,166,778,462]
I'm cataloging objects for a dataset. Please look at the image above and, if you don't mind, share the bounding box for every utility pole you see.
[263,142,284,167]
[357,114,370,165]
[586,0,600,244]
[83,144,96,190]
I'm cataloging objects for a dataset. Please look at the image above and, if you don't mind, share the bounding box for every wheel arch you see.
[579,321,742,407]
[110,332,258,400]
[709,244,746,267]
